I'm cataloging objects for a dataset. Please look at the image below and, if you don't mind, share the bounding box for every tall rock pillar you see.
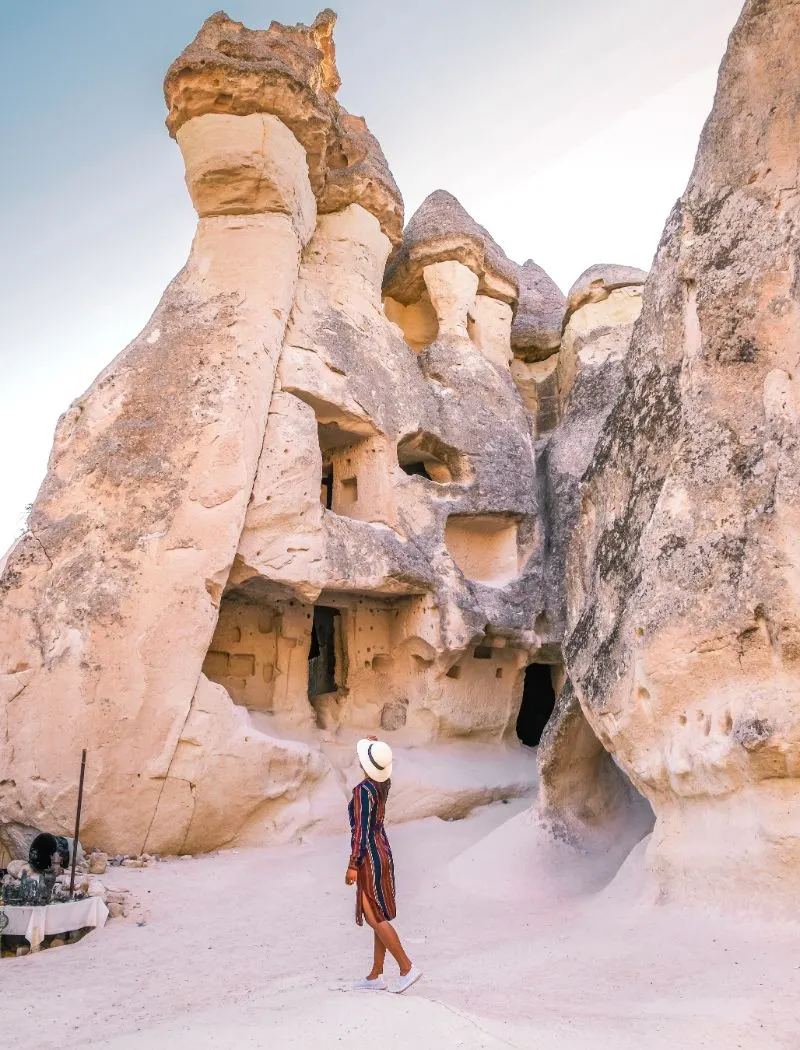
[566,0,800,913]
[0,20,324,854]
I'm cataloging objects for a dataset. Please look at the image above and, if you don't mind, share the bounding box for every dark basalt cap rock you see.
[383,190,519,306]
[511,260,566,362]
[165,10,404,244]
[319,111,404,246]
[564,264,648,326]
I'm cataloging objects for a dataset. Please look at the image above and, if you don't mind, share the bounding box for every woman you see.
[346,735,422,993]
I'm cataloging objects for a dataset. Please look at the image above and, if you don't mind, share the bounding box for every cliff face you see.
[565,0,800,912]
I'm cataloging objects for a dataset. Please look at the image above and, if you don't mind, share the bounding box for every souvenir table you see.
[1,896,108,951]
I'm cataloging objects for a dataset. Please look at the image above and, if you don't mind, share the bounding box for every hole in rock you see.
[314,418,368,517]
[401,461,434,480]
[536,678,656,876]
[397,431,472,485]
[308,606,342,699]
[203,587,426,731]
[202,594,280,712]
[516,663,557,747]
[320,464,333,509]
[314,420,395,524]
[383,293,439,352]
[473,645,493,660]
[444,514,519,586]
[446,665,462,680]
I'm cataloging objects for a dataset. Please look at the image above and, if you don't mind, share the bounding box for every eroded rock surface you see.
[565,0,800,912]
[540,270,646,653]
[1,10,563,856]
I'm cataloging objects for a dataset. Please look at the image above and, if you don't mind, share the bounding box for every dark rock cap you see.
[165,10,404,244]
[318,111,404,246]
[511,260,566,362]
[383,190,519,306]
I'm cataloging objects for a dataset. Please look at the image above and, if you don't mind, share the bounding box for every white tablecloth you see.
[2,897,109,951]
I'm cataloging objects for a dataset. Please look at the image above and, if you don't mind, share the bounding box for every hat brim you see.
[357,739,392,782]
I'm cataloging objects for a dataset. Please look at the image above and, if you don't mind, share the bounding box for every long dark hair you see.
[369,777,391,804]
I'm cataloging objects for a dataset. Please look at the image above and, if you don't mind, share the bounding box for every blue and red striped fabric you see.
[348,779,396,925]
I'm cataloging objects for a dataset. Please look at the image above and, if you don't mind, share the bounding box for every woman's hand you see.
[345,866,358,886]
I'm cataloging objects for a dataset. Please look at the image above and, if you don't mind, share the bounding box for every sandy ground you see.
[4,797,798,1049]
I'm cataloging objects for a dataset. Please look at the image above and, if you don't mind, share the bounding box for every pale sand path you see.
[4,798,798,1049]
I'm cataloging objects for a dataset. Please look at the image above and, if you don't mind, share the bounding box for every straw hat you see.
[356,738,393,782]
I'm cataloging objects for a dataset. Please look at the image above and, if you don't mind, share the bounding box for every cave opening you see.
[308,605,342,699]
[400,460,434,480]
[516,663,557,746]
[396,431,473,485]
[321,463,333,509]
[201,591,281,713]
[315,420,366,516]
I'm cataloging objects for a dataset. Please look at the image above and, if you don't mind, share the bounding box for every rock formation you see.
[11,0,788,917]
[566,0,800,913]
[1,10,593,857]
[511,260,566,361]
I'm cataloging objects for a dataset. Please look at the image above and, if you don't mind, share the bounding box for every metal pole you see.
[68,750,87,899]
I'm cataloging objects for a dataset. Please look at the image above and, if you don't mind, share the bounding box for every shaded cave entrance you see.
[397,431,473,485]
[308,606,342,699]
[516,663,557,747]
[316,419,369,518]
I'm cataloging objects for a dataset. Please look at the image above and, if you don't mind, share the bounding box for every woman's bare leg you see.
[367,932,386,980]
[361,893,413,976]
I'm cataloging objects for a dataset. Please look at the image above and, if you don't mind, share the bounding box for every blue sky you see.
[0,0,744,552]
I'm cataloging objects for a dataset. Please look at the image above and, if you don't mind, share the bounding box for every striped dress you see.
[348,778,396,925]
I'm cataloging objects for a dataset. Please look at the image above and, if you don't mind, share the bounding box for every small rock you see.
[179,855,192,861]
[88,851,108,875]
[50,937,65,948]
[7,860,29,879]
[107,901,125,919]
[122,858,144,869]
[87,880,106,898]
[16,946,30,957]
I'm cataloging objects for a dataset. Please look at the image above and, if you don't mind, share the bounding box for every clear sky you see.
[0,0,744,554]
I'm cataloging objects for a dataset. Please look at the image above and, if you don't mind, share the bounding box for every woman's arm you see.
[348,782,373,870]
